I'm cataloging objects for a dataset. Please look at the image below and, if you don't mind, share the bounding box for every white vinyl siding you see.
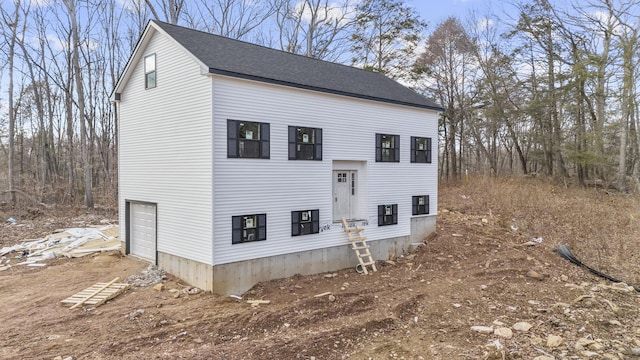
[212,76,438,265]
[118,30,213,264]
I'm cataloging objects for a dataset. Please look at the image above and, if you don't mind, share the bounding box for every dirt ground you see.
[1,180,639,360]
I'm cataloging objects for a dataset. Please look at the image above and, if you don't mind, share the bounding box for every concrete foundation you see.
[132,215,436,295]
[158,252,214,291]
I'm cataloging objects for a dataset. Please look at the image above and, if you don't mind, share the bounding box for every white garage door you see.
[130,202,157,263]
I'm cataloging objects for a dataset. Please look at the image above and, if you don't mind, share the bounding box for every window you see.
[291,209,320,236]
[378,204,398,226]
[288,126,322,160]
[376,134,400,162]
[411,137,432,163]
[412,195,429,215]
[227,120,270,158]
[144,54,156,89]
[232,214,266,244]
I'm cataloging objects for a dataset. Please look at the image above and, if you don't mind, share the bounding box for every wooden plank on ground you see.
[62,278,131,309]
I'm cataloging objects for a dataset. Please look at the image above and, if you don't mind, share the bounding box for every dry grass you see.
[439,176,640,286]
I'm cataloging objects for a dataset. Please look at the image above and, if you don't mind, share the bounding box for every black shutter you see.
[425,195,430,214]
[260,123,270,159]
[288,126,297,160]
[392,204,398,224]
[291,211,300,236]
[427,138,432,163]
[410,136,416,163]
[378,205,384,226]
[227,120,238,158]
[375,133,382,162]
[311,209,320,233]
[314,128,323,160]
[231,216,242,244]
[412,195,419,215]
[257,214,267,240]
[394,135,400,162]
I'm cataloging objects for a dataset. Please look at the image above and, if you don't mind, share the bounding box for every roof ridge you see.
[151,20,394,79]
[150,20,442,110]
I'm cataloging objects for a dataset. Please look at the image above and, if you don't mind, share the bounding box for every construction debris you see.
[247,300,270,307]
[555,244,640,292]
[61,277,131,309]
[126,264,166,287]
[0,225,121,267]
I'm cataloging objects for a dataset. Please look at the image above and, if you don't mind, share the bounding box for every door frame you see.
[332,160,368,222]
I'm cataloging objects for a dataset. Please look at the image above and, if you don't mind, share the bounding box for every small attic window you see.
[145,54,156,89]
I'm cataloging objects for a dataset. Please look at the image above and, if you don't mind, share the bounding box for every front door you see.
[333,170,356,221]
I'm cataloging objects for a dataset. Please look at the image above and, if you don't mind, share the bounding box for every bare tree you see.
[185,0,278,41]
[144,0,185,24]
[613,20,638,192]
[273,0,354,61]
[0,0,26,204]
[417,17,475,179]
[63,0,93,208]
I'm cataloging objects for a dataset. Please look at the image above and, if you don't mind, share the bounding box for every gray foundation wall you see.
[152,215,436,295]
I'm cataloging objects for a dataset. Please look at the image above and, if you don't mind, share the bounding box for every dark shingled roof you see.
[153,21,442,111]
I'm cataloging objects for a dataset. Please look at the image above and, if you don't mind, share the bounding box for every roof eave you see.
[208,67,443,111]
[110,20,210,102]
[110,21,157,101]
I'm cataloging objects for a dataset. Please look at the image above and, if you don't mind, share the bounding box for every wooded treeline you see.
[1,0,639,209]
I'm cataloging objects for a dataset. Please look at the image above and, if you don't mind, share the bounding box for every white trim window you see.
[144,54,156,89]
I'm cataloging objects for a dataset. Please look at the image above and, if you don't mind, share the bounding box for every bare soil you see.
[1,178,639,359]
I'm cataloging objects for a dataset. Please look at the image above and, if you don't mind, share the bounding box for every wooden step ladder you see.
[341,218,377,274]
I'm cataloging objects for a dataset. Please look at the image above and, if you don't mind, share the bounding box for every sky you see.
[410,0,482,25]
[408,0,515,30]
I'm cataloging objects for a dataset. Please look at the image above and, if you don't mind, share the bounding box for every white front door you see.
[333,170,356,221]
[130,202,157,263]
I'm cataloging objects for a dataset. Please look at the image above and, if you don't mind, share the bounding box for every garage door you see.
[129,202,157,263]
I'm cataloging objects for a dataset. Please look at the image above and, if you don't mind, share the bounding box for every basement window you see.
[291,209,320,236]
[144,54,156,89]
[288,126,322,160]
[227,120,270,159]
[411,137,432,163]
[376,134,399,162]
[412,195,429,215]
[377,204,398,226]
[232,214,267,244]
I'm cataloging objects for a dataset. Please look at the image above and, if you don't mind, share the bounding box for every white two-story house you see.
[112,20,442,295]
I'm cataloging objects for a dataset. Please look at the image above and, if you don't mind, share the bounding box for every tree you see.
[469,13,529,175]
[63,0,93,208]
[144,0,185,24]
[512,0,567,177]
[612,17,638,192]
[187,0,277,41]
[0,0,27,204]
[575,2,616,179]
[417,17,475,179]
[274,0,354,61]
[350,0,427,80]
